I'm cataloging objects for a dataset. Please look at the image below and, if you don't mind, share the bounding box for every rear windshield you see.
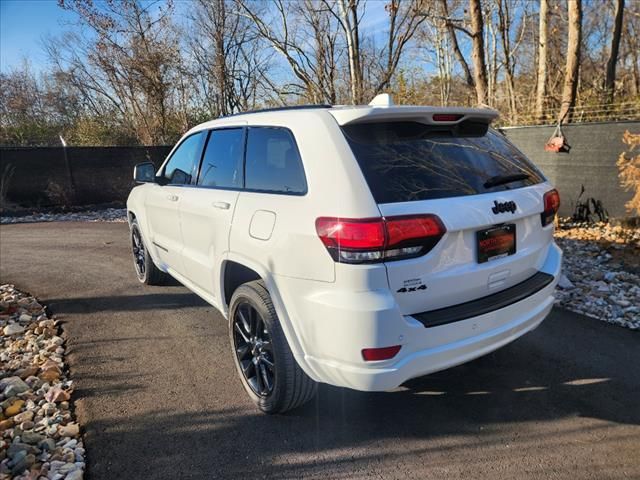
[342,121,545,204]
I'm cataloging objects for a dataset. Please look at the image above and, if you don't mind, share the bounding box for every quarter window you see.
[197,128,244,188]
[162,131,207,185]
[245,127,306,194]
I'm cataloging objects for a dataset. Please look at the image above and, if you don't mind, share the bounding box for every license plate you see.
[476,224,516,263]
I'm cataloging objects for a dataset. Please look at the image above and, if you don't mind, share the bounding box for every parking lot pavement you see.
[1,222,638,479]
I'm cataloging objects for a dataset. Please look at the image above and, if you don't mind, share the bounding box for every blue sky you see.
[0,0,79,72]
[0,0,394,74]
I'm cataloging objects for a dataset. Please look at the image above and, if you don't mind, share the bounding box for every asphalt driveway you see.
[1,222,638,479]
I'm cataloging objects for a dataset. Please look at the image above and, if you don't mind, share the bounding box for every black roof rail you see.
[221,104,332,118]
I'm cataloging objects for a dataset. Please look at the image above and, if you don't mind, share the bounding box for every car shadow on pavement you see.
[44,292,210,314]
[80,309,639,480]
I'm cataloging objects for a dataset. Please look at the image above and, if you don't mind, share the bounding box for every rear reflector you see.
[316,214,446,264]
[362,345,402,361]
[541,189,560,226]
[432,114,462,122]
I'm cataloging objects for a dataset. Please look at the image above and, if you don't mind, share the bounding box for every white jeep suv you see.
[127,98,562,414]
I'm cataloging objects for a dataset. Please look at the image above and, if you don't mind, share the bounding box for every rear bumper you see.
[282,243,562,391]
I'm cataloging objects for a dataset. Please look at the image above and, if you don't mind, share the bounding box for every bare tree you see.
[558,0,582,123]
[496,0,517,120]
[238,0,339,104]
[189,0,271,117]
[604,0,625,103]
[320,0,364,103]
[469,0,489,105]
[439,0,474,89]
[53,0,182,144]
[535,0,549,121]
[622,5,640,96]
[372,0,430,95]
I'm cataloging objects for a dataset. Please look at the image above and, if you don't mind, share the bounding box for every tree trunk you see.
[213,0,228,116]
[535,0,549,121]
[558,0,582,123]
[337,0,362,104]
[496,0,516,120]
[604,0,625,104]
[469,0,489,106]
[440,0,474,89]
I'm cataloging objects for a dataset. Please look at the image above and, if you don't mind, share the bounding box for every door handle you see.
[212,201,231,210]
[167,194,179,202]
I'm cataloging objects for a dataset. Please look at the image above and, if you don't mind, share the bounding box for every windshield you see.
[342,121,545,204]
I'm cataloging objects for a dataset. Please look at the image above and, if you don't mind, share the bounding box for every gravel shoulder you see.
[1,285,84,479]
[1,222,639,480]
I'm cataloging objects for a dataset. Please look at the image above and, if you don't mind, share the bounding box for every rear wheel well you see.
[224,261,262,307]
[128,211,136,223]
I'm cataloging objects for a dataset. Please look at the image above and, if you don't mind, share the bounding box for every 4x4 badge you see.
[397,285,427,293]
[492,200,517,214]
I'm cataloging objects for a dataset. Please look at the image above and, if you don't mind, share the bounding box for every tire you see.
[229,280,317,414]
[130,218,170,286]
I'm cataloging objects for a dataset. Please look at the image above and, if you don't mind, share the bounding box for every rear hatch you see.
[334,109,555,316]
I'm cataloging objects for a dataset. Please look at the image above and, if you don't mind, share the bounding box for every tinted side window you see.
[162,132,206,185]
[245,127,306,194]
[197,128,244,188]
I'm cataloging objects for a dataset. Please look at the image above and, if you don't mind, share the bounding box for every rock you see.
[13,410,34,424]
[3,323,25,335]
[65,468,84,480]
[22,431,44,445]
[17,366,39,380]
[0,418,14,431]
[4,399,26,417]
[19,420,34,430]
[39,438,56,452]
[45,388,70,403]
[63,439,77,449]
[1,376,30,397]
[11,452,35,475]
[7,443,31,457]
[591,271,604,280]
[57,423,79,438]
[557,274,575,290]
[39,369,61,383]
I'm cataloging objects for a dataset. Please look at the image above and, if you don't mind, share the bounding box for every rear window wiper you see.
[483,173,530,189]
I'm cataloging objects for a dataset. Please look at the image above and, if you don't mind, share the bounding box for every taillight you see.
[362,345,401,361]
[315,214,446,264]
[541,189,560,226]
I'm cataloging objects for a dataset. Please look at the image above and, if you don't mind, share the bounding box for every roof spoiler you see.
[329,105,499,127]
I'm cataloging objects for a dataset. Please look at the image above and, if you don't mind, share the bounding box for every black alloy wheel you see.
[232,301,276,397]
[129,218,169,285]
[131,225,146,280]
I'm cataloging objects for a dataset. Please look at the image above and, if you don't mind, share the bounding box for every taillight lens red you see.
[541,189,560,226]
[315,218,385,250]
[362,345,401,361]
[386,215,445,247]
[316,214,446,264]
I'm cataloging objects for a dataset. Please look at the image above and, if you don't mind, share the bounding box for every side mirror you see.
[134,162,156,183]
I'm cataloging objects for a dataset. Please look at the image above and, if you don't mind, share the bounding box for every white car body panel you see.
[127,104,562,392]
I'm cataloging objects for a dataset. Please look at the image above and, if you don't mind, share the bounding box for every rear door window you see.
[342,122,545,204]
[245,127,306,194]
[197,128,244,189]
